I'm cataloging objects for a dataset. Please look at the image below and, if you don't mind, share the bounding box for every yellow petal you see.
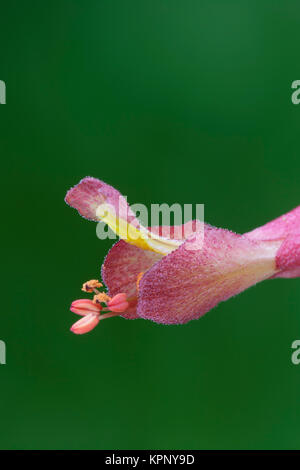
[96,203,181,255]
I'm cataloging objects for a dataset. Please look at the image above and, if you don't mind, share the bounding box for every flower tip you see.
[65,177,106,221]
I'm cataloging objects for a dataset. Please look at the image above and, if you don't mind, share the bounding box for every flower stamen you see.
[93,292,111,304]
[82,279,102,293]
[70,280,130,334]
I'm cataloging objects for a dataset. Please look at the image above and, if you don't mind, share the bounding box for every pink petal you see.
[275,232,300,278]
[70,299,102,316]
[137,227,281,325]
[70,313,100,334]
[101,221,202,319]
[102,240,162,319]
[148,220,204,242]
[246,206,300,278]
[65,176,139,224]
[246,206,300,241]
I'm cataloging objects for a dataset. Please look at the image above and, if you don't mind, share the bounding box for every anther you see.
[82,279,102,293]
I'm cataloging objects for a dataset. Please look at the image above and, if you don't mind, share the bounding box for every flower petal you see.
[101,221,204,319]
[70,313,100,334]
[275,232,300,278]
[65,177,184,255]
[65,176,135,222]
[137,227,281,324]
[246,206,300,278]
[102,240,162,319]
[246,206,300,241]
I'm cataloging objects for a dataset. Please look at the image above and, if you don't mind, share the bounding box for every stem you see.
[99,312,120,321]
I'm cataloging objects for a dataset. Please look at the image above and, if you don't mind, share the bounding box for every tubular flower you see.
[65,177,300,331]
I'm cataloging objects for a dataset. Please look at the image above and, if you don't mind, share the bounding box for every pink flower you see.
[65,177,300,329]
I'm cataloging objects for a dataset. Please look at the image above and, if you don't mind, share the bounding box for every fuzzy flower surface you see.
[65,177,300,333]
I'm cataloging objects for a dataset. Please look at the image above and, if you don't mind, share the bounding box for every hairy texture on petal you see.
[65,177,205,254]
[65,176,138,223]
[246,206,300,241]
[102,240,162,319]
[148,220,206,241]
[101,222,202,319]
[246,206,300,278]
[275,232,300,278]
[138,227,281,325]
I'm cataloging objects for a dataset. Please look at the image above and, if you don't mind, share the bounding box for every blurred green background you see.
[1,0,300,450]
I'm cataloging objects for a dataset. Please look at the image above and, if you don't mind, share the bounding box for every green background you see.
[1,0,300,450]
